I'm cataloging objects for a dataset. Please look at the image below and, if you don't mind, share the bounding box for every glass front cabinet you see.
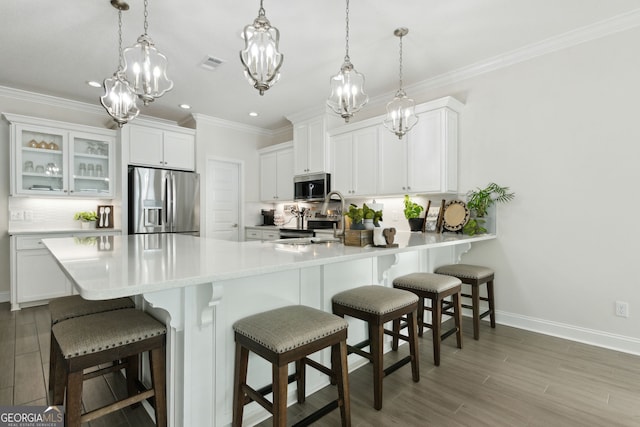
[5,114,116,197]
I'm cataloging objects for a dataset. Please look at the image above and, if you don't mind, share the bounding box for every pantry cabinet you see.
[127,124,196,171]
[330,126,378,196]
[4,113,116,198]
[259,142,294,202]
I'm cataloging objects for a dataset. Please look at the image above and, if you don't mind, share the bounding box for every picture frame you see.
[96,205,114,229]
[424,205,442,233]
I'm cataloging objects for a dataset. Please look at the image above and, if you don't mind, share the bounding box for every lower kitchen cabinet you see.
[10,231,120,310]
[245,227,279,241]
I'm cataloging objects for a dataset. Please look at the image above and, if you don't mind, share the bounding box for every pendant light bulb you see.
[240,0,283,95]
[383,28,418,139]
[327,0,368,123]
[100,4,139,127]
[122,0,173,105]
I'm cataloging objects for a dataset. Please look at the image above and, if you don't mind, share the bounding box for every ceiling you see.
[1,1,638,131]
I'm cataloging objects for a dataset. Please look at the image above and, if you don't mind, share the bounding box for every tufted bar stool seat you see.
[232,305,350,427]
[435,264,496,340]
[332,286,419,410]
[51,308,167,427]
[393,273,463,366]
[48,295,135,401]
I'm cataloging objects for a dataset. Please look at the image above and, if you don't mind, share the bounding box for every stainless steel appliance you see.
[128,166,200,235]
[294,172,330,202]
[279,228,314,239]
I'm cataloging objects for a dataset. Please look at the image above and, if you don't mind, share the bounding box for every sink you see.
[271,237,341,245]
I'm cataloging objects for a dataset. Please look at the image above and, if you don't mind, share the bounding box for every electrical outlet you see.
[615,301,629,318]
[10,210,24,221]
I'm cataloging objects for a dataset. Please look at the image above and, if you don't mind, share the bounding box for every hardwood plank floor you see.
[2,302,639,426]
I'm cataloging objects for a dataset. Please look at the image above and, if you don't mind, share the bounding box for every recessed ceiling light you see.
[179,104,192,110]
[248,111,259,117]
[86,80,102,88]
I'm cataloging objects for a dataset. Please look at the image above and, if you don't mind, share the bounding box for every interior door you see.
[206,159,241,241]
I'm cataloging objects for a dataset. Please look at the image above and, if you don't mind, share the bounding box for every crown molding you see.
[369,7,640,108]
[191,113,273,136]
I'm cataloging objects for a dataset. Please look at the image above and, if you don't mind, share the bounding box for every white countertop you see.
[9,228,122,236]
[43,232,495,300]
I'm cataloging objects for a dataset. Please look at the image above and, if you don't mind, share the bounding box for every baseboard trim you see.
[496,310,640,356]
[0,291,9,304]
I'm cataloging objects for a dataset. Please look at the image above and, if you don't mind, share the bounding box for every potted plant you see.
[362,203,383,229]
[463,182,515,235]
[74,211,98,229]
[403,195,424,232]
[344,203,383,230]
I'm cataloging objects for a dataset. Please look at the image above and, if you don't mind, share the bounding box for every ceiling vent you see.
[199,56,225,71]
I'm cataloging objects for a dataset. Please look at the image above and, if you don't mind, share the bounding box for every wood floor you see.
[2,302,640,426]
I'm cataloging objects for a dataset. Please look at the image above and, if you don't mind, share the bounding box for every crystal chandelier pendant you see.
[240,1,283,95]
[383,28,417,139]
[327,0,368,123]
[101,71,140,127]
[384,89,418,139]
[123,34,173,105]
[100,2,139,127]
[328,59,367,123]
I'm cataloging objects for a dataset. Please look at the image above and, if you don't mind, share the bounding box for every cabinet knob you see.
[402,187,406,190]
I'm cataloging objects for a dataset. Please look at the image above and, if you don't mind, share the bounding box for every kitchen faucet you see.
[322,191,346,241]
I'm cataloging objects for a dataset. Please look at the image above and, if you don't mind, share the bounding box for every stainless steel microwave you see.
[294,173,331,202]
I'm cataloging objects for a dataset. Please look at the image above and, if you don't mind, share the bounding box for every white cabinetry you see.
[378,97,462,195]
[259,142,294,202]
[127,124,195,171]
[330,126,378,196]
[293,115,328,174]
[10,232,119,310]
[4,114,116,198]
[245,227,279,241]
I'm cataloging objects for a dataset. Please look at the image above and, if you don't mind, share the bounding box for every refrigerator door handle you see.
[171,173,177,231]
[164,174,170,226]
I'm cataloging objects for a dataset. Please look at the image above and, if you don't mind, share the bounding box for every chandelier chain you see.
[117,10,124,70]
[259,0,265,16]
[398,34,404,90]
[344,0,350,61]
[143,0,149,34]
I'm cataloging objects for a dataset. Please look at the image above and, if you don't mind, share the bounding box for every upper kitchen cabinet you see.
[292,115,328,175]
[259,142,294,202]
[330,126,378,196]
[378,97,463,195]
[4,113,116,198]
[126,123,196,171]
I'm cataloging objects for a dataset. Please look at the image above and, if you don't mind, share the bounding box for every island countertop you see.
[43,232,495,300]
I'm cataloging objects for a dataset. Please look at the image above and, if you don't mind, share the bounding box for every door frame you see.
[204,156,244,240]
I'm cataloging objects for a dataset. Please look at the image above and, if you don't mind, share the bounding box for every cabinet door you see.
[276,149,294,200]
[16,249,70,303]
[69,131,115,197]
[14,124,67,196]
[306,117,326,173]
[293,123,310,175]
[260,151,278,201]
[378,126,409,194]
[164,131,195,171]
[351,127,378,196]
[406,110,443,193]
[129,126,164,167]
[330,134,353,195]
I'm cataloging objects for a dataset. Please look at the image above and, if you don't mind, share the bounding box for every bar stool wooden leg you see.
[273,364,288,427]
[296,359,306,404]
[66,370,84,427]
[232,343,249,427]
[332,340,351,427]
[432,296,443,366]
[417,297,425,337]
[407,311,420,381]
[125,355,139,401]
[472,284,481,340]
[371,322,384,410]
[150,346,167,427]
[487,279,496,328]
[454,293,463,348]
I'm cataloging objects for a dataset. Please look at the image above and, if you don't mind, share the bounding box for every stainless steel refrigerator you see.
[128,166,200,235]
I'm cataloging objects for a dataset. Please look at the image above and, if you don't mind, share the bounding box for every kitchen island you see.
[44,232,494,426]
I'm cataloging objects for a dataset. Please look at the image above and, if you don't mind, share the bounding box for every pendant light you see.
[100,0,139,127]
[123,0,173,105]
[240,0,283,95]
[383,28,418,139]
[327,0,368,123]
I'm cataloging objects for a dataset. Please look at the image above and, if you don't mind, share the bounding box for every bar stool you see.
[232,305,350,427]
[392,273,463,366]
[51,308,167,427]
[332,285,419,410]
[435,264,495,340]
[48,295,135,400]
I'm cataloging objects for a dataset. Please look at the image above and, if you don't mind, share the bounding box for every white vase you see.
[363,219,375,230]
[80,221,95,230]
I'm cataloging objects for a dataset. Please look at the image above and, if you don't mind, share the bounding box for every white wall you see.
[430,27,640,351]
